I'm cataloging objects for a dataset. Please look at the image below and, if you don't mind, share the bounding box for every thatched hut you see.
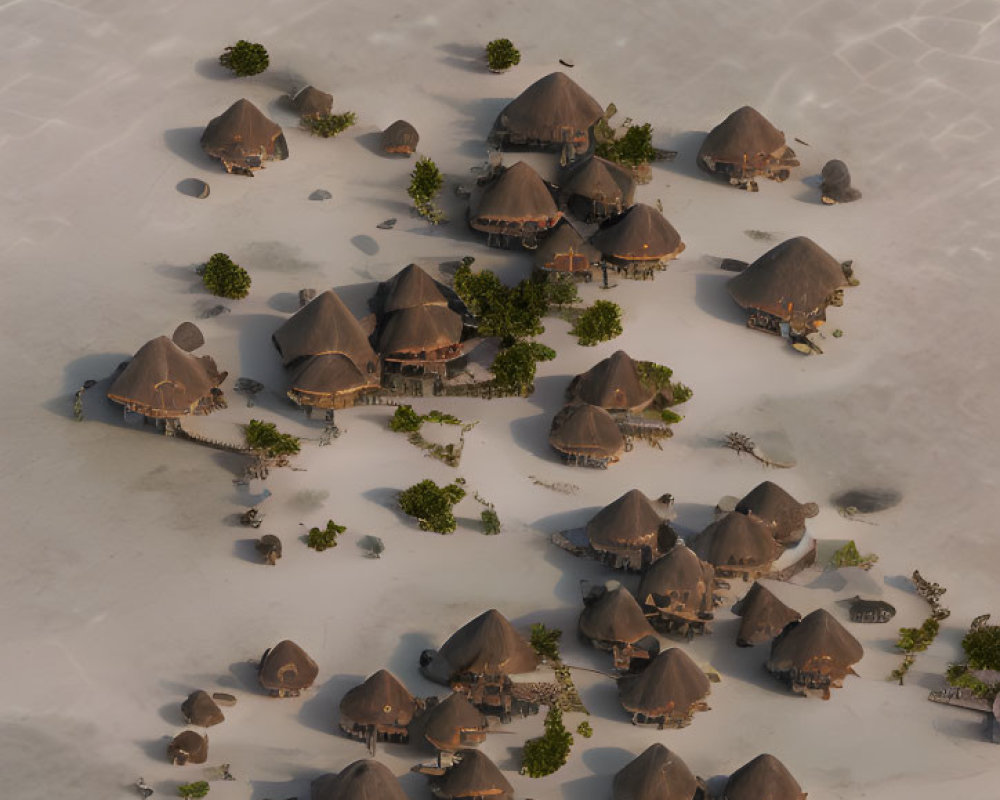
[167,731,208,766]
[422,693,489,753]
[697,106,798,188]
[292,86,333,119]
[429,749,513,800]
[548,403,625,468]
[107,336,226,420]
[735,482,818,548]
[201,98,288,175]
[489,72,604,158]
[381,120,419,155]
[613,744,704,800]
[339,669,421,749]
[469,161,562,248]
[374,263,455,314]
[590,204,685,277]
[533,220,600,277]
[617,648,711,728]
[766,608,863,698]
[585,489,676,570]
[732,582,801,647]
[258,640,319,697]
[637,544,719,634]
[560,155,636,222]
[579,584,660,670]
[181,690,224,727]
[727,237,851,338]
[721,754,806,800]
[688,512,780,580]
[311,759,408,800]
[567,350,655,413]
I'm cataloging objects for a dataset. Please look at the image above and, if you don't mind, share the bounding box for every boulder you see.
[181,690,225,727]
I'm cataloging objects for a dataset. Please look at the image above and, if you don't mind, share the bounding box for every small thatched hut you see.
[735,482,819,548]
[617,648,711,728]
[381,120,419,155]
[339,669,421,749]
[258,640,319,697]
[560,155,636,222]
[107,336,226,419]
[585,489,676,570]
[697,106,798,188]
[533,220,600,277]
[311,759,408,800]
[732,582,800,647]
[688,512,780,580]
[590,204,685,277]
[422,693,489,754]
[567,350,655,413]
[429,749,513,800]
[579,584,660,670]
[469,162,562,248]
[167,731,208,766]
[201,98,288,175]
[181,690,224,727]
[548,403,625,468]
[721,754,806,800]
[637,544,719,634]
[766,608,863,698]
[292,86,333,119]
[727,237,851,338]
[613,744,704,800]
[489,72,604,158]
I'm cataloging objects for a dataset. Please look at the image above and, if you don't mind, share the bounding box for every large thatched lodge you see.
[584,489,677,570]
[590,203,686,278]
[201,98,288,175]
[468,161,563,249]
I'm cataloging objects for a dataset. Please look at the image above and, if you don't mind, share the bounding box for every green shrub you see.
[408,156,445,223]
[399,479,466,534]
[636,361,673,391]
[201,252,251,299]
[530,623,562,662]
[307,520,346,551]
[304,111,357,138]
[485,38,521,72]
[424,410,461,425]
[670,382,693,405]
[595,120,655,167]
[660,409,682,425]
[830,540,878,569]
[946,664,999,698]
[895,618,939,653]
[481,507,501,535]
[389,405,423,433]
[178,782,210,799]
[244,420,301,458]
[218,41,269,77]
[490,342,555,395]
[521,707,573,778]
[454,263,550,345]
[576,720,593,738]
[961,624,1000,670]
[544,276,579,306]
[570,300,623,346]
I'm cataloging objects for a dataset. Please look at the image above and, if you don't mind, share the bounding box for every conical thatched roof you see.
[548,403,625,461]
[423,693,488,752]
[259,640,319,693]
[381,120,419,154]
[726,237,847,324]
[469,162,562,231]
[431,749,513,800]
[767,608,863,689]
[736,481,818,547]
[533,220,600,271]
[339,670,420,729]
[312,759,408,800]
[618,648,710,721]
[436,609,539,678]
[613,744,700,800]
[568,350,654,412]
[201,99,288,169]
[273,290,379,368]
[722,754,806,800]
[698,106,786,166]
[587,489,664,552]
[376,263,450,314]
[562,156,636,207]
[731,582,801,647]
[377,305,464,355]
[637,544,715,618]
[292,86,333,118]
[491,72,603,152]
[579,585,657,645]
[688,512,780,573]
[590,204,684,262]
[181,690,224,727]
[107,336,224,418]
[287,353,379,406]
[168,731,208,765]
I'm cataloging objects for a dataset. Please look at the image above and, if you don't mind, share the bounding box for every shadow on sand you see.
[437,42,489,74]
[693,271,746,327]
[164,127,218,170]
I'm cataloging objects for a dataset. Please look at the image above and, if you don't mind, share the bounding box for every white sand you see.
[2,1,999,798]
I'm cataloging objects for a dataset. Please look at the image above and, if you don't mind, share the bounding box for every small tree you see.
[490,342,555,395]
[389,405,423,433]
[307,520,346,551]
[304,111,357,138]
[481,507,501,535]
[201,252,251,299]
[896,618,940,653]
[486,38,521,72]
[544,275,579,306]
[244,420,301,458]
[960,624,1000,670]
[218,41,269,77]
[829,540,878,570]
[178,782,210,799]
[595,119,656,167]
[521,707,573,778]
[530,623,562,662]
[408,156,446,224]
[399,479,466,534]
[576,720,593,738]
[571,300,623,346]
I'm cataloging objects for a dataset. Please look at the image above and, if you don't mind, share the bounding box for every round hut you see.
[292,85,333,119]
[381,120,419,155]
[567,350,655,413]
[258,640,319,697]
[735,481,819,548]
[533,220,600,278]
[766,608,863,698]
[548,403,625,468]
[585,489,675,570]
[636,544,718,634]
[422,693,489,753]
[429,749,513,800]
[107,336,226,419]
[167,731,208,766]
[697,106,798,188]
[311,759,408,800]
[339,669,421,748]
[613,744,704,800]
[589,204,685,278]
[726,237,850,338]
[201,98,288,175]
[181,690,224,727]
[688,512,780,580]
[579,583,660,671]
[469,161,562,249]
[721,754,806,800]
[731,582,801,647]
[560,155,636,222]
[489,72,604,157]
[617,648,711,728]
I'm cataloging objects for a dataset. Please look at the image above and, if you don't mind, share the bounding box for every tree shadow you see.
[693,271,746,326]
[362,486,411,525]
[437,42,487,73]
[164,127,218,170]
[194,57,233,81]
[298,672,363,735]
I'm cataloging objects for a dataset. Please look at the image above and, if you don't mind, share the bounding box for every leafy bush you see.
[544,276,579,306]
[946,664,999,698]
[829,540,878,569]
[178,782,210,799]
[304,111,357,138]
[490,342,556,395]
[201,252,251,299]
[530,623,562,661]
[660,409,682,425]
[571,300,623,346]
[399,479,466,534]
[595,120,656,166]
[481,507,501,535]
[961,624,1000,670]
[244,420,301,458]
[454,263,556,346]
[218,41,269,77]
[521,707,573,778]
[670,382,693,405]
[307,520,346,551]
[576,720,593,738]
[424,410,461,425]
[486,38,521,72]
[895,618,940,653]
[389,405,423,433]
[408,156,445,223]
[636,361,673,391]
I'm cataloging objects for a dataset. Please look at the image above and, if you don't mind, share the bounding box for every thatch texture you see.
[258,640,319,694]
[698,106,786,168]
[430,749,513,800]
[721,754,806,800]
[339,670,420,732]
[590,204,684,264]
[579,585,657,646]
[618,648,710,726]
[167,731,208,765]
[201,98,288,173]
[107,336,225,418]
[273,290,379,368]
[533,220,600,273]
[433,609,539,680]
[767,609,863,696]
[423,693,489,752]
[568,350,655,412]
[287,353,380,408]
[735,481,818,548]
[548,403,625,463]
[586,489,666,554]
[374,263,450,314]
[181,690,224,727]
[561,155,636,218]
[312,759,408,800]
[292,86,333,119]
[377,304,464,356]
[469,162,562,234]
[171,321,204,352]
[731,582,801,647]
[381,120,419,154]
[613,744,701,800]
[637,544,716,623]
[688,512,780,576]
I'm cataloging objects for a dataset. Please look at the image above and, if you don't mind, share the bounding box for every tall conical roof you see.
[436,609,539,678]
[637,544,716,618]
[586,489,664,551]
[470,162,561,229]
[430,749,513,800]
[287,353,379,405]
[736,481,817,547]
[698,106,786,166]
[533,220,600,271]
[722,754,806,800]
[562,156,636,207]
[201,99,288,167]
[767,608,863,683]
[258,640,318,692]
[579,585,657,645]
[548,403,625,461]
[292,86,333,118]
[381,119,419,154]
[618,648,710,720]
[376,264,449,313]
[688,512,780,572]
[731,582,801,647]
[339,670,420,728]
[590,204,684,262]
[312,759,408,800]
[613,744,700,800]
[377,305,464,355]
[491,72,603,150]
[273,290,379,368]
[423,693,488,753]
[568,350,654,412]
